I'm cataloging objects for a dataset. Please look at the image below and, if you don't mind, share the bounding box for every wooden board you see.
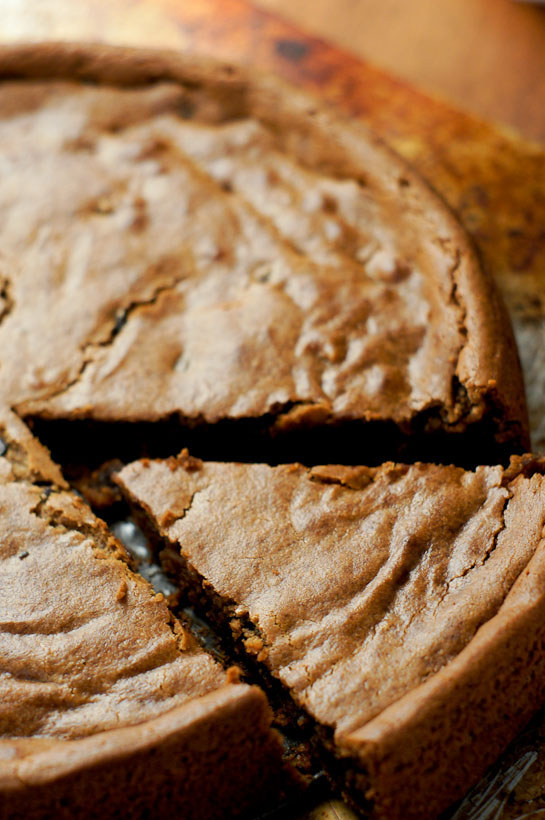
[2,1,545,817]
[255,0,545,143]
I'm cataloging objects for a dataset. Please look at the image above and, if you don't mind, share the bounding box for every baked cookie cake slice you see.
[117,452,545,820]
[0,410,286,820]
[0,43,527,466]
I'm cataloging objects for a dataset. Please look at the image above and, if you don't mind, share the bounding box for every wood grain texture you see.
[1,1,545,817]
[255,0,545,142]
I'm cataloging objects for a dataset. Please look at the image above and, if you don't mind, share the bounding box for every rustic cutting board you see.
[2,1,545,817]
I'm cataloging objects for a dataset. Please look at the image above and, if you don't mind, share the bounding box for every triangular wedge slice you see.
[117,452,545,820]
[0,412,286,820]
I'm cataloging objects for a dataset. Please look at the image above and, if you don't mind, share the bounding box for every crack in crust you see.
[433,484,512,614]
[25,275,190,409]
[0,50,523,457]
[117,458,545,725]
[0,275,13,327]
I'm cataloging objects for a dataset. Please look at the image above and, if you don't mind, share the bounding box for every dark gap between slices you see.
[107,497,360,814]
[27,406,521,486]
[161,542,374,816]
[93,503,331,818]
[112,494,375,816]
[109,501,317,772]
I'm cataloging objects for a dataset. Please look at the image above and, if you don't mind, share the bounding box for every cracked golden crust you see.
[342,531,545,819]
[0,421,286,818]
[0,684,283,820]
[0,42,526,446]
[0,470,224,741]
[117,455,545,818]
[0,40,533,818]
[0,421,225,738]
[0,684,261,787]
[116,458,545,730]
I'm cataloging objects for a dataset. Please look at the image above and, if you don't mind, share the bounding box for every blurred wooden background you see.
[0,0,544,816]
[255,0,545,142]
[2,0,544,141]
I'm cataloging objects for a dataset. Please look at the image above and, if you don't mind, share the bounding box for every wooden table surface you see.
[256,0,545,143]
[2,1,545,818]
[4,0,545,141]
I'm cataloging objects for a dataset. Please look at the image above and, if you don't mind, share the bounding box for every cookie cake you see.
[0,41,540,820]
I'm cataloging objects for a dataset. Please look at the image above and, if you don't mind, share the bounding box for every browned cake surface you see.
[117,454,545,818]
[0,410,286,819]
[0,41,538,820]
[0,486,224,740]
[0,681,285,820]
[0,43,527,457]
[0,411,223,740]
